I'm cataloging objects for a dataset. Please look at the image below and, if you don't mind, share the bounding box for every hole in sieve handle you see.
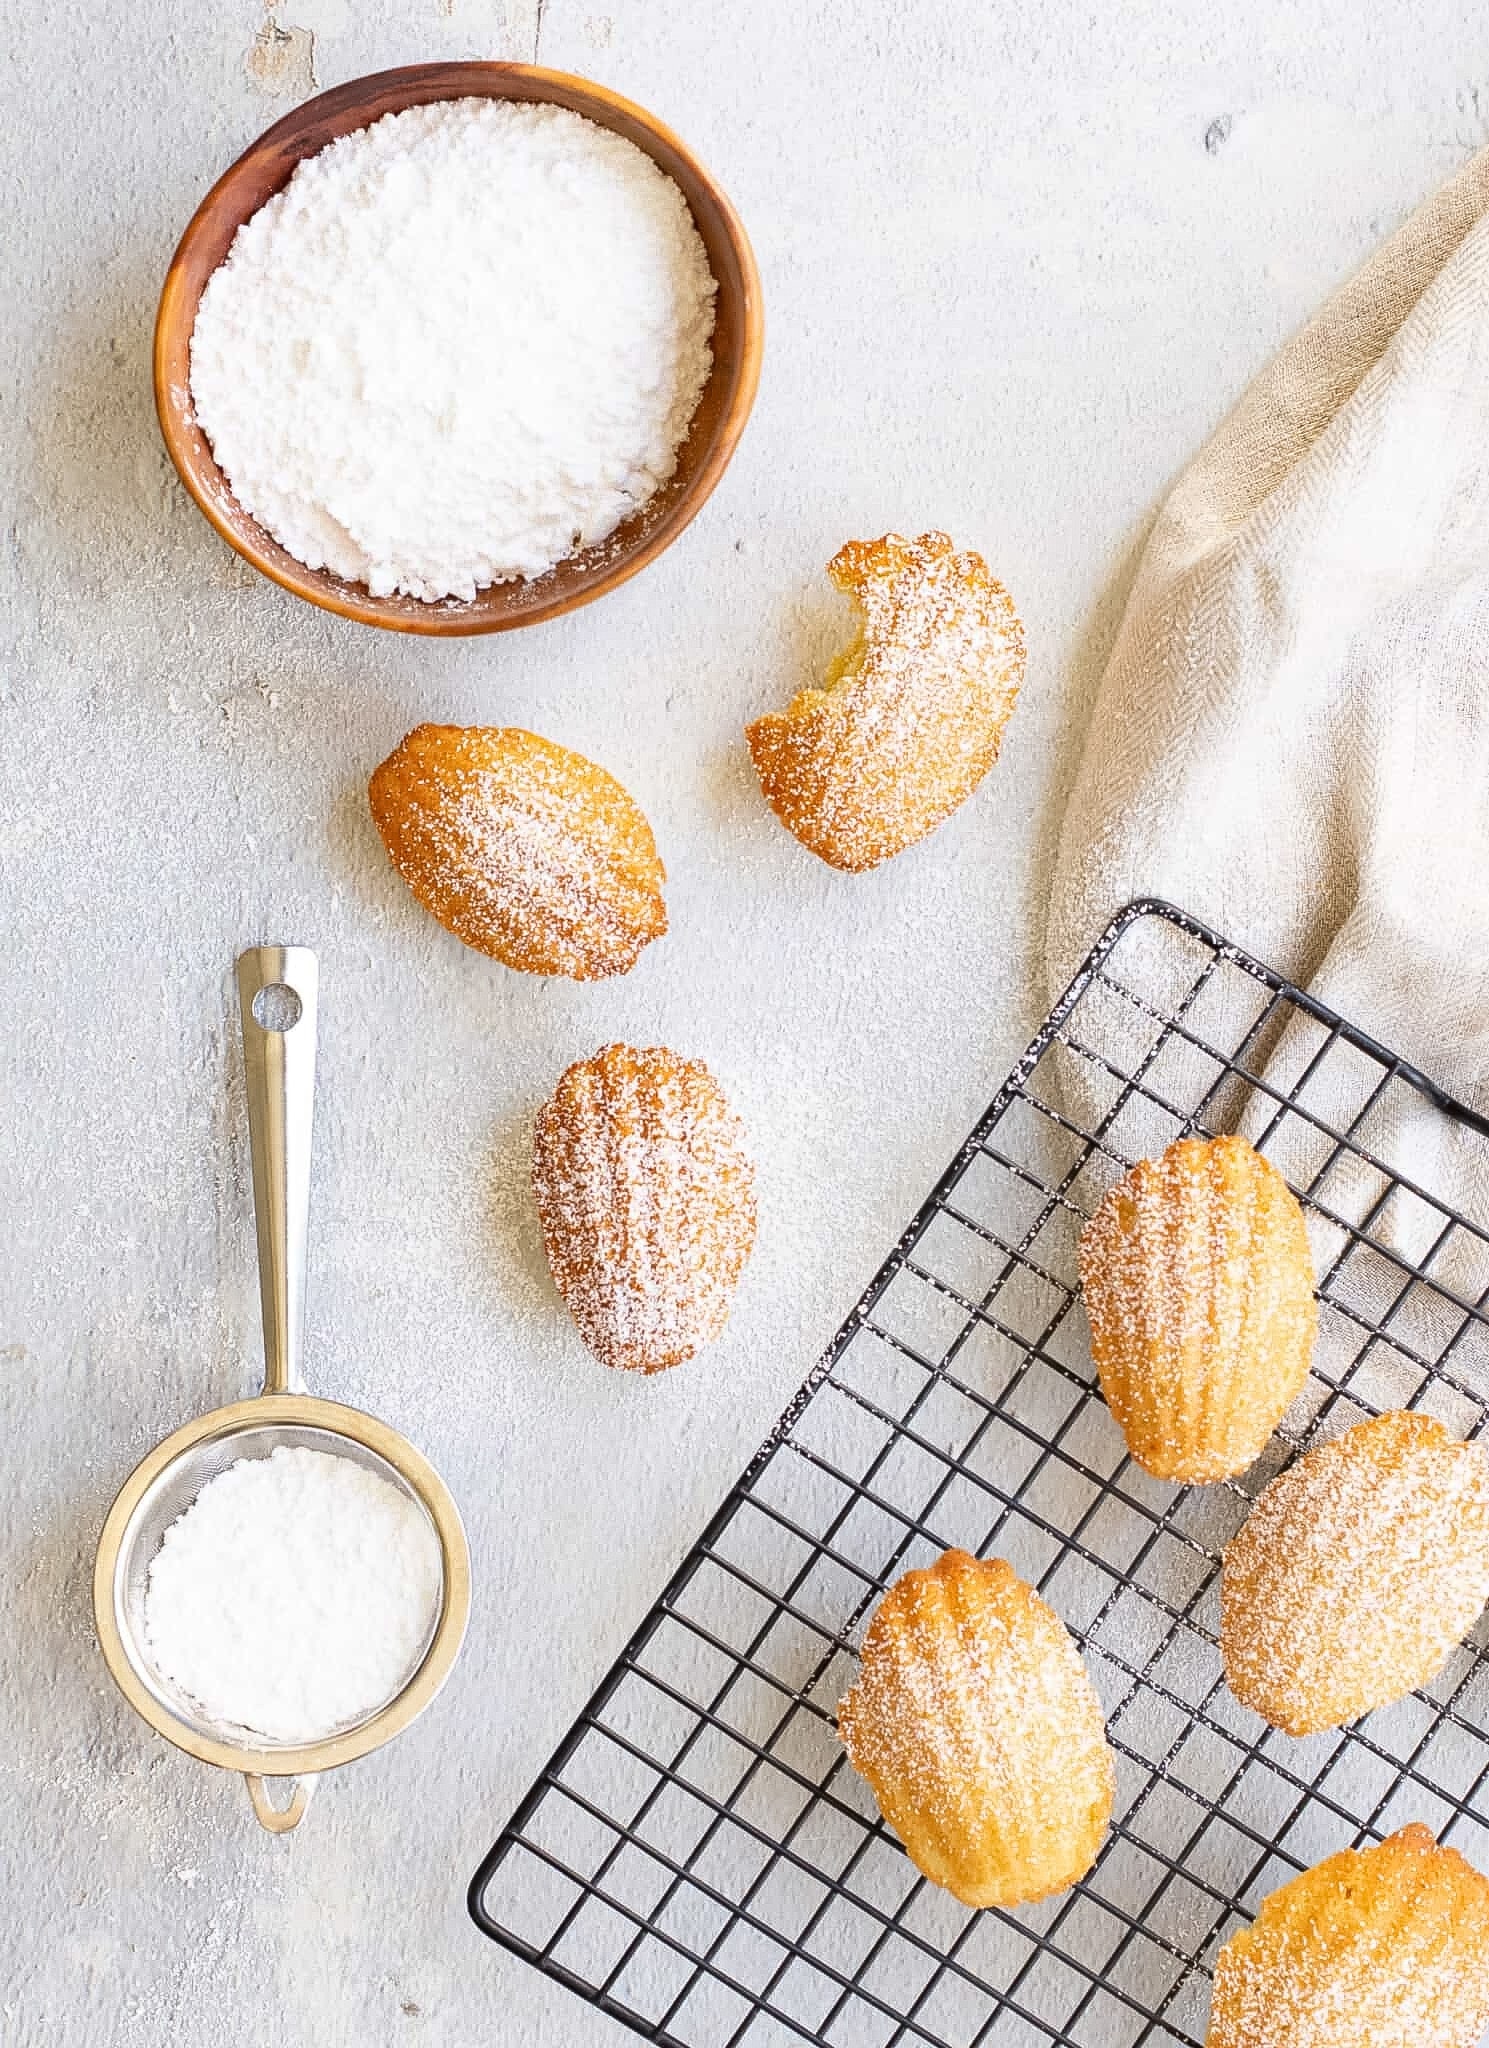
[251,982,304,1034]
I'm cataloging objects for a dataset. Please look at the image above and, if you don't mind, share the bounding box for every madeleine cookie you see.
[838,1549,1113,1908]
[1221,1411,1489,1734]
[532,1044,756,1374]
[745,532,1025,872]
[1077,1135,1316,1482]
[1208,1824,1489,2048]
[369,724,666,980]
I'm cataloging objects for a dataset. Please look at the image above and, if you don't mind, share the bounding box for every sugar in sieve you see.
[93,947,470,1833]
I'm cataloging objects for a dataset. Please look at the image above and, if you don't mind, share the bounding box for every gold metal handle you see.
[245,1772,317,1833]
[236,948,319,1396]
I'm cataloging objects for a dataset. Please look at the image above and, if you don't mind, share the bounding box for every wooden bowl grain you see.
[155,63,763,634]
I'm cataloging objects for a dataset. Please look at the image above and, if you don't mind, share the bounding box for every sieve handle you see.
[245,1772,317,1833]
[237,947,319,1398]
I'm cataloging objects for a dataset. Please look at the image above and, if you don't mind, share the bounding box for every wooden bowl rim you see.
[154,61,764,636]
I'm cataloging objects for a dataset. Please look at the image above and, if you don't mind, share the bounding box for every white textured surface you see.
[1,2,1486,2043]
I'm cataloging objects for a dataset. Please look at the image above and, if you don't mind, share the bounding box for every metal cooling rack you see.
[469,899,1489,2048]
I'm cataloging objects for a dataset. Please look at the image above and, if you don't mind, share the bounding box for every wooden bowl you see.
[155,63,763,635]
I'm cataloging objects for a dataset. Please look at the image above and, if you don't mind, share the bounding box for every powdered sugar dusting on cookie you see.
[1077,1134,1316,1481]
[746,532,1026,872]
[1209,1826,1489,2047]
[1221,1411,1489,1734]
[369,725,667,981]
[531,1043,757,1374]
[837,1550,1113,1908]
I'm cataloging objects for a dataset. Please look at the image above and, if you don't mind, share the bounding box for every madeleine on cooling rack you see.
[531,1043,756,1375]
[1077,1134,1316,1482]
[837,1549,1113,1909]
[1207,1824,1489,2048]
[745,531,1025,872]
[1221,1410,1489,1735]
[368,723,667,980]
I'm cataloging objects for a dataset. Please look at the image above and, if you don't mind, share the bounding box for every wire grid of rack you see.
[469,899,1489,2048]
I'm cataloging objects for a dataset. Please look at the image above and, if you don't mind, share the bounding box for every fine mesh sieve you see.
[93,947,470,1833]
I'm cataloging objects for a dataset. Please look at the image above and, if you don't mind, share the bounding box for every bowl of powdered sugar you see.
[156,63,762,631]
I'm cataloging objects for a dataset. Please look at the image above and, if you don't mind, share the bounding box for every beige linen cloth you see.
[1048,147,1489,1252]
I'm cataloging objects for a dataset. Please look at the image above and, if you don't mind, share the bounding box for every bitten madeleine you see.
[532,1044,756,1374]
[1078,1135,1316,1482]
[369,724,666,980]
[1221,1411,1489,1734]
[745,532,1025,872]
[1207,1824,1489,2048]
[838,1550,1114,1908]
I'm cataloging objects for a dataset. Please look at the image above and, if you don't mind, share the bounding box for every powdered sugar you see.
[368,723,668,979]
[531,1043,757,1374]
[1076,1134,1317,1481]
[745,533,1026,871]
[189,98,717,602]
[835,1551,1113,1908]
[1209,1825,1489,2048]
[1221,1410,1489,1734]
[143,1446,443,1743]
